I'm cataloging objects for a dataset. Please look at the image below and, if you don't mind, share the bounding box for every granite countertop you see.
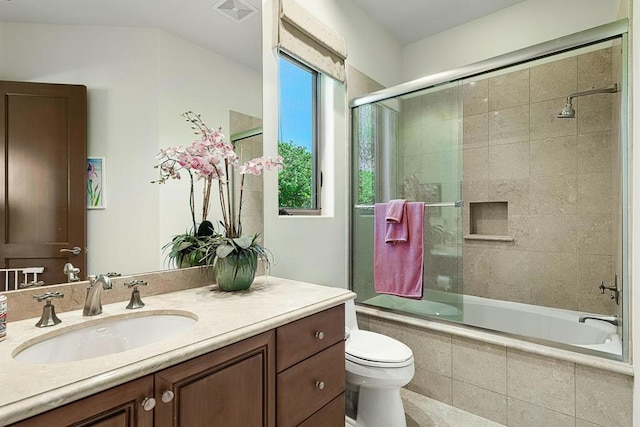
[0,276,355,425]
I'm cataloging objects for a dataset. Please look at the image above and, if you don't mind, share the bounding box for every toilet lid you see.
[345,330,413,366]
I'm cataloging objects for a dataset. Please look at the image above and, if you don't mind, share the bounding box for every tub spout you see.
[578,314,618,326]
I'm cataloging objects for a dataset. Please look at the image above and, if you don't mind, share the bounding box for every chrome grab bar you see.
[354,201,463,209]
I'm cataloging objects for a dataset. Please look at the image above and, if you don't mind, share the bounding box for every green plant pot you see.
[214,252,258,291]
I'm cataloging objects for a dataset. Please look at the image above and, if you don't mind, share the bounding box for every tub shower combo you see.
[350,21,628,362]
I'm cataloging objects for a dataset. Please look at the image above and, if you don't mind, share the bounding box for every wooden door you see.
[9,376,154,427]
[0,81,87,286]
[154,331,276,427]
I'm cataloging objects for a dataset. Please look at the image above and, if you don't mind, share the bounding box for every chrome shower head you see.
[557,101,575,118]
[557,83,617,119]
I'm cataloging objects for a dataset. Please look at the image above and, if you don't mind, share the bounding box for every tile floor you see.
[347,388,505,427]
[401,389,505,426]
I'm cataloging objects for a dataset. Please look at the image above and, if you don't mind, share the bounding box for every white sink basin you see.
[13,310,198,364]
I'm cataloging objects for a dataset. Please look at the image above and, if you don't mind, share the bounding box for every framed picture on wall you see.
[87,157,106,209]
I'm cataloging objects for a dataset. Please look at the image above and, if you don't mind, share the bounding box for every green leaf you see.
[216,243,235,258]
[233,236,253,249]
[175,241,193,251]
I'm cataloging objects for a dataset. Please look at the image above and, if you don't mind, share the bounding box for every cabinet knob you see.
[315,381,325,390]
[315,331,325,340]
[161,390,175,403]
[141,397,156,411]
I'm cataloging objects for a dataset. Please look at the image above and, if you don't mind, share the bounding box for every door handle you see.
[60,246,82,256]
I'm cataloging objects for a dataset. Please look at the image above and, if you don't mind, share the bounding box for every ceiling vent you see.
[213,0,258,23]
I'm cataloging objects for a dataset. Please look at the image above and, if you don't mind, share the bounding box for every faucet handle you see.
[106,272,121,277]
[19,280,45,289]
[33,291,64,302]
[33,292,64,327]
[125,280,147,309]
[124,279,148,289]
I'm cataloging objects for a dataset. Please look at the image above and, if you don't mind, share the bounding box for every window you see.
[278,53,320,214]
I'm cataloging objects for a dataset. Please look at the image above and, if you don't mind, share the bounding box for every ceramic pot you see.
[214,252,258,291]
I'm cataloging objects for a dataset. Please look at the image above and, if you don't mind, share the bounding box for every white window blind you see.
[275,0,347,82]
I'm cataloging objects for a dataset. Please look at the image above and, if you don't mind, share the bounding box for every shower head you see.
[556,83,617,119]
[557,100,575,118]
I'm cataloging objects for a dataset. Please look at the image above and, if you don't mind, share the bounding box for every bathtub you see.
[363,293,622,357]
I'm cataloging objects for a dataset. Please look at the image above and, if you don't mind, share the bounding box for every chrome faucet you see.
[578,314,619,326]
[83,274,112,316]
[63,262,80,282]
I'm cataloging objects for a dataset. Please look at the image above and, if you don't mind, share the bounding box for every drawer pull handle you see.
[315,331,325,340]
[161,390,175,403]
[315,381,325,390]
[141,397,157,411]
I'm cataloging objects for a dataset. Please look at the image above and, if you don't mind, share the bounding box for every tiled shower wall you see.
[399,46,620,314]
[461,46,619,314]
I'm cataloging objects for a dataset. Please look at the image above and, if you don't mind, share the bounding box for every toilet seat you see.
[346,330,413,368]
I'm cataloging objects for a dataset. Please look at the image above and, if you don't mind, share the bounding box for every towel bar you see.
[354,201,463,209]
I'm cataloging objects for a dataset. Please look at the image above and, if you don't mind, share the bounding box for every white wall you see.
[1,22,261,277]
[262,0,402,289]
[402,0,620,81]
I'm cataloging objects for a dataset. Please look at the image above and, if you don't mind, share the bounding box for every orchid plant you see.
[153,110,282,269]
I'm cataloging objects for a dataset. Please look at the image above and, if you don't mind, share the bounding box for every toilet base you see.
[355,386,407,427]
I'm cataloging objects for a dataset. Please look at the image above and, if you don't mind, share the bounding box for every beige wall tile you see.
[401,95,422,128]
[577,48,612,92]
[577,95,613,134]
[577,214,612,255]
[508,214,530,249]
[577,254,613,297]
[528,215,576,253]
[463,113,489,149]
[507,397,576,427]
[488,179,530,216]
[422,87,457,124]
[403,155,421,178]
[422,151,455,184]
[463,79,489,116]
[402,326,452,376]
[578,173,612,214]
[507,349,575,416]
[408,367,453,405]
[488,69,530,111]
[463,147,489,182]
[401,125,421,156]
[577,131,612,174]
[423,119,456,154]
[488,142,529,180]
[452,337,506,394]
[488,105,530,145]
[452,380,507,425]
[529,252,578,310]
[575,365,633,427]
[530,56,577,103]
[576,419,605,427]
[529,174,577,215]
[530,98,577,140]
[530,135,577,176]
[347,64,384,100]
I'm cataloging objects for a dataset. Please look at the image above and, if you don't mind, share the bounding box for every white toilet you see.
[344,299,415,427]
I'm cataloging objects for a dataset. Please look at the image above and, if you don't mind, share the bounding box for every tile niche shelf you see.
[464,201,515,243]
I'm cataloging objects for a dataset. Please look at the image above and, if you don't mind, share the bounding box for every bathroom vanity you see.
[0,276,354,426]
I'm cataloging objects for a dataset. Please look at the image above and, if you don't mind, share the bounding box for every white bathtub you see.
[363,294,622,356]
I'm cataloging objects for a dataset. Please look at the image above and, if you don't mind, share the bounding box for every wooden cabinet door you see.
[0,80,87,287]
[154,331,275,427]
[10,376,154,427]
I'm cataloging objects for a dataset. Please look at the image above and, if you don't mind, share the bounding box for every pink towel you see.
[374,202,425,299]
[385,199,408,243]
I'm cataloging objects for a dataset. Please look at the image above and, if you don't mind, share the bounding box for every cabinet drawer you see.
[299,393,345,427]
[277,305,344,372]
[277,341,345,427]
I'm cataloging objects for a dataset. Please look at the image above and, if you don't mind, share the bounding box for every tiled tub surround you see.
[460,46,621,315]
[0,275,355,424]
[357,307,633,427]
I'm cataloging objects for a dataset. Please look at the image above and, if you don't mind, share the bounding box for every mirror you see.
[0,0,263,286]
